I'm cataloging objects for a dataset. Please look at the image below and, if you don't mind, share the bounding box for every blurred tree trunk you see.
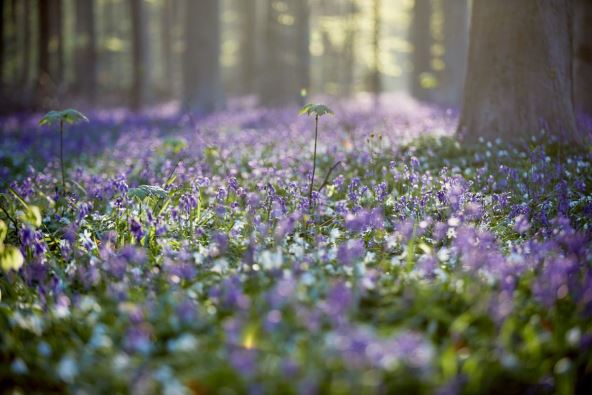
[75,0,97,104]
[161,0,173,97]
[342,0,358,97]
[371,0,381,104]
[433,0,468,107]
[239,0,257,95]
[49,0,64,87]
[183,0,224,113]
[130,0,147,110]
[295,0,310,104]
[410,0,432,101]
[575,0,592,115]
[260,0,310,106]
[20,0,31,88]
[0,0,4,91]
[37,0,52,103]
[458,0,578,143]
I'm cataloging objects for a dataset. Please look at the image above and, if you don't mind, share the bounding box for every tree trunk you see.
[20,0,31,88]
[433,0,468,107]
[130,0,147,110]
[0,0,4,91]
[295,0,310,105]
[410,0,432,101]
[75,0,97,103]
[183,0,224,113]
[238,0,257,95]
[50,0,64,87]
[260,0,310,106]
[160,0,173,97]
[458,0,579,143]
[575,0,592,115]
[37,0,52,103]
[372,0,381,103]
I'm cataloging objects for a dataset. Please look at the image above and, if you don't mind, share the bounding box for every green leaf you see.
[39,109,89,126]
[0,220,7,245]
[1,245,24,272]
[19,205,42,228]
[128,185,168,201]
[299,103,334,117]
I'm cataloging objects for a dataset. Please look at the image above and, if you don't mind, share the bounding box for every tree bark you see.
[75,0,97,103]
[458,0,579,143]
[160,0,173,97]
[0,0,4,91]
[295,0,310,105]
[130,0,147,110]
[20,0,31,87]
[238,0,257,95]
[37,0,52,103]
[260,0,310,106]
[372,0,381,103]
[183,0,224,113]
[410,0,432,101]
[433,0,468,107]
[575,0,592,115]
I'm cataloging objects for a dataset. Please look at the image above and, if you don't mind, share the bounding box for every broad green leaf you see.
[299,103,334,117]
[39,111,61,126]
[60,109,89,124]
[19,205,42,228]
[39,109,89,126]
[0,245,24,272]
[128,185,168,201]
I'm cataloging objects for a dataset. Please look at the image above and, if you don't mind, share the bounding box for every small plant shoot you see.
[39,109,89,192]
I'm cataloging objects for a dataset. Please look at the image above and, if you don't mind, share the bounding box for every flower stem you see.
[308,115,319,210]
[60,120,66,192]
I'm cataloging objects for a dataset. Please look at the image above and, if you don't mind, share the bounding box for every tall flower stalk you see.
[299,103,334,210]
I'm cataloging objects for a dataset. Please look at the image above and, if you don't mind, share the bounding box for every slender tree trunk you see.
[183,0,224,113]
[295,0,310,105]
[75,0,97,103]
[342,0,357,97]
[458,0,579,143]
[372,0,381,103]
[50,0,64,87]
[20,0,31,88]
[130,0,146,110]
[433,0,468,107]
[239,0,257,95]
[575,0,592,115]
[0,0,4,91]
[160,0,173,97]
[410,0,432,101]
[260,0,310,106]
[37,0,52,103]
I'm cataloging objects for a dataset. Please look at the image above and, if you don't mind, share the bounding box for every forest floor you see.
[0,96,591,394]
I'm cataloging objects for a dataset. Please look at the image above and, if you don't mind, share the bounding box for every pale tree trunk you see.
[574,0,592,115]
[433,0,468,107]
[183,0,224,113]
[260,0,310,106]
[372,0,381,104]
[239,0,257,95]
[130,0,147,110]
[458,0,579,143]
[160,0,173,97]
[75,0,97,103]
[295,0,310,105]
[410,0,432,101]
